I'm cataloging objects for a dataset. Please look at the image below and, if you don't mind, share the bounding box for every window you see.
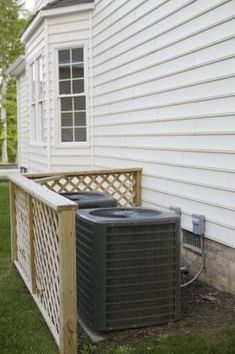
[30,56,43,142]
[31,62,36,141]
[58,47,87,143]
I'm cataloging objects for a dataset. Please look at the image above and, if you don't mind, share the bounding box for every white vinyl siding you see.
[48,10,93,171]
[92,0,235,248]
[18,9,93,173]
[25,23,48,172]
[17,0,235,248]
[17,72,28,168]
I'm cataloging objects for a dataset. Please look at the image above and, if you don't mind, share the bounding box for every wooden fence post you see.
[28,195,36,294]
[9,182,17,262]
[58,209,77,354]
[135,170,142,206]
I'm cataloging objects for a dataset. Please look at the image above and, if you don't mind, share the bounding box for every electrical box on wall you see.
[192,214,205,236]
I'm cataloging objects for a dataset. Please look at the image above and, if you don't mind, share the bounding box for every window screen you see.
[58,47,87,143]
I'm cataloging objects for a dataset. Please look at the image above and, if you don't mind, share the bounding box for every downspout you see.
[16,80,20,168]
[89,10,95,169]
[45,19,51,172]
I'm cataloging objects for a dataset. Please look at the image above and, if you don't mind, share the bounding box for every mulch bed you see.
[97,279,235,345]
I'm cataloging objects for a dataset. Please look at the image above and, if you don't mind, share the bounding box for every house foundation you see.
[182,238,235,295]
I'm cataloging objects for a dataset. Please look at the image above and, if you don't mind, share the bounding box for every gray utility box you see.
[76,207,181,332]
[60,191,117,209]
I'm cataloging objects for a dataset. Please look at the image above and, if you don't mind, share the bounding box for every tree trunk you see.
[1,78,9,164]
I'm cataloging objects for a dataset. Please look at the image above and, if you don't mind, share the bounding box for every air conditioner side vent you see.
[105,223,178,329]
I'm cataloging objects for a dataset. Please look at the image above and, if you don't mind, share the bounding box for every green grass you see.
[0,183,235,354]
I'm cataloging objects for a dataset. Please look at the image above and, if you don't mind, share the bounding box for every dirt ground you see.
[99,279,235,346]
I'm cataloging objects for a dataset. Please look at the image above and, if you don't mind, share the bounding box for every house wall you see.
[47,11,93,172]
[92,0,235,250]
[17,72,28,169]
[24,23,49,172]
[17,0,235,292]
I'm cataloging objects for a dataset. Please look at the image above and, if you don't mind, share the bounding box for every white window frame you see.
[30,61,36,142]
[38,56,43,142]
[54,42,89,147]
[30,55,44,145]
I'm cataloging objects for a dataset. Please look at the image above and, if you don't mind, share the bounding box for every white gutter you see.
[21,2,95,43]
[7,55,25,77]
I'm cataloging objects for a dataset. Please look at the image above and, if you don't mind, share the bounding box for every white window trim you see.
[53,41,90,148]
[29,54,44,146]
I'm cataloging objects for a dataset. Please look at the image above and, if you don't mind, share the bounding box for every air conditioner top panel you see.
[77,207,179,225]
[60,191,117,207]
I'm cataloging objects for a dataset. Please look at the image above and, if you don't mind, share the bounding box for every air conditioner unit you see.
[76,208,181,331]
[60,191,117,208]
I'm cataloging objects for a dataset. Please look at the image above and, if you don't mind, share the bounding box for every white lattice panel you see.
[32,198,60,335]
[41,171,137,206]
[15,186,31,284]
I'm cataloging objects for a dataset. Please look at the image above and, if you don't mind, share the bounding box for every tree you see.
[6,80,18,162]
[0,0,28,163]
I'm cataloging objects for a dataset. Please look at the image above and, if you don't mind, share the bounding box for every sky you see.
[23,0,35,11]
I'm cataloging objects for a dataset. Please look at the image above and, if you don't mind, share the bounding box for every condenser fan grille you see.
[106,223,177,329]
[76,218,94,328]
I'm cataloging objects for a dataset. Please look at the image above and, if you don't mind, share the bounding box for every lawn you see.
[0,182,235,354]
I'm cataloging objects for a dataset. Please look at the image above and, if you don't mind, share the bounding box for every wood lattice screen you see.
[14,186,31,284]
[9,168,142,354]
[35,168,142,207]
[9,174,78,353]
[33,198,60,335]
[12,187,63,344]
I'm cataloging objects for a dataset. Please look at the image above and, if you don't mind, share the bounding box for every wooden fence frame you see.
[8,168,142,354]
[9,173,78,354]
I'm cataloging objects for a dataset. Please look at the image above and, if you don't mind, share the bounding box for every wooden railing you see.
[8,168,142,354]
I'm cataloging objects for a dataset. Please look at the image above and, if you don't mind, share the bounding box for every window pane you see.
[61,97,72,111]
[72,79,84,94]
[59,50,70,64]
[60,80,71,95]
[61,112,73,127]
[74,112,86,126]
[38,102,43,141]
[74,96,86,110]
[75,127,86,142]
[32,105,36,141]
[59,66,71,80]
[72,64,84,78]
[62,128,73,142]
[38,102,43,119]
[72,48,83,63]
[38,57,43,100]
[31,63,36,102]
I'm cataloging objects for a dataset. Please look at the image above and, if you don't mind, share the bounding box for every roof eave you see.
[21,2,95,44]
[8,55,25,77]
